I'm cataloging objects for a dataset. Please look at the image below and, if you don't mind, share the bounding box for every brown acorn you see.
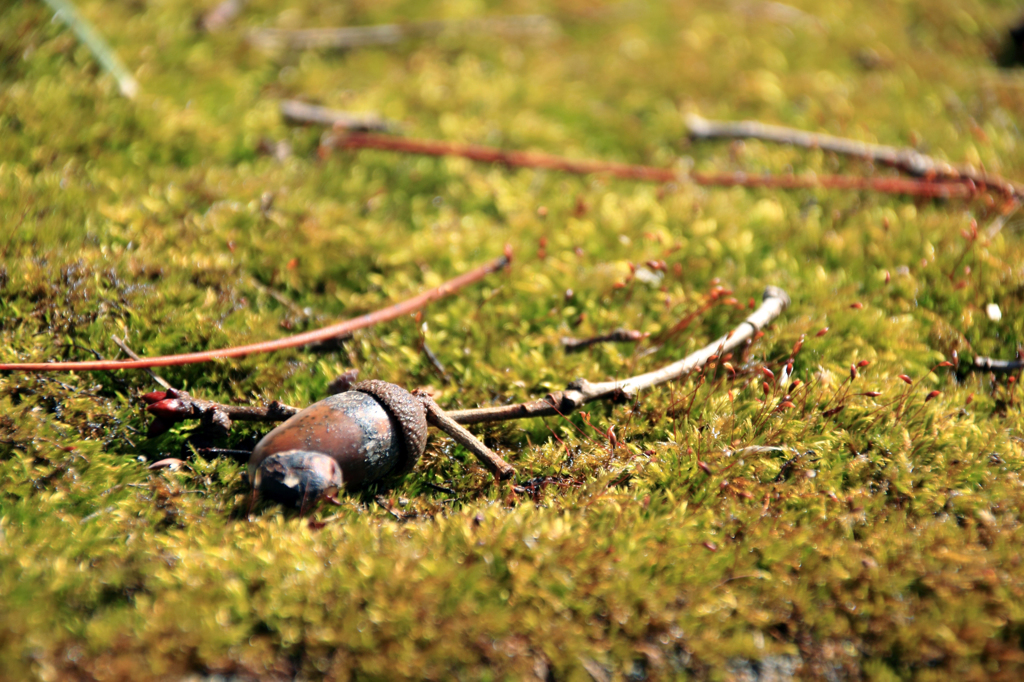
[248,380,428,505]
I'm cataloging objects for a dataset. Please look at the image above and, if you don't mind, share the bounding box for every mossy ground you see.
[3,0,1024,679]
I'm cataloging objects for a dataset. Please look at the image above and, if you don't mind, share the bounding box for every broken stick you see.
[280,100,397,133]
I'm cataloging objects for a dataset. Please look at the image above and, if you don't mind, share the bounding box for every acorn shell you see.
[248,382,427,489]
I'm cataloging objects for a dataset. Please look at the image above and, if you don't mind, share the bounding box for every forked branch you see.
[446,286,791,425]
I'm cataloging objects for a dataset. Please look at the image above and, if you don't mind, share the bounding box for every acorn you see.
[248,380,428,505]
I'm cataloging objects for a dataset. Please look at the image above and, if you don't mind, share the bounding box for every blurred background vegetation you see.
[3,0,1024,679]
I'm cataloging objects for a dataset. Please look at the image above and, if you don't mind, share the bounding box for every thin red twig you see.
[331,133,976,200]
[0,253,510,372]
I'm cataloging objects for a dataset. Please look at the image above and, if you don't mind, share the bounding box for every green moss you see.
[3,0,1024,678]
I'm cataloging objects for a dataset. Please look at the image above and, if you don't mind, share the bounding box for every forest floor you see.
[3,0,1024,679]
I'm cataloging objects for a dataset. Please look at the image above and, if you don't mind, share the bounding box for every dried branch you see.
[968,356,1024,374]
[144,390,300,423]
[0,253,510,372]
[421,341,451,383]
[686,113,1023,199]
[418,394,515,480]
[561,329,647,353]
[447,286,790,425]
[332,133,976,200]
[142,387,299,436]
[42,0,139,99]
[280,100,397,133]
[249,14,557,51]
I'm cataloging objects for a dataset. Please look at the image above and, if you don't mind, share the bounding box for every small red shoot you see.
[147,399,189,419]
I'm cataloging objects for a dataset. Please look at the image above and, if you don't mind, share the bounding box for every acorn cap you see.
[352,380,428,475]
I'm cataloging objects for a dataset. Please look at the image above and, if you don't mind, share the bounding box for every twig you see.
[425,482,457,495]
[0,253,510,372]
[375,496,407,521]
[332,133,976,200]
[446,286,790,425]
[195,447,252,460]
[335,133,678,181]
[111,336,171,389]
[418,394,515,480]
[561,328,647,353]
[685,113,1023,199]
[249,15,557,51]
[421,341,451,383]
[968,356,1024,374]
[42,0,139,99]
[280,100,397,133]
[654,286,733,346]
[142,387,299,435]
